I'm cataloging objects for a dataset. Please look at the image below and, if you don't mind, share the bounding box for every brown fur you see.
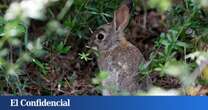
[91,0,146,95]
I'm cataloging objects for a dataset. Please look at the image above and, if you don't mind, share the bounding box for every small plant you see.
[92,71,109,85]
[54,42,71,54]
[32,59,49,76]
[78,52,92,62]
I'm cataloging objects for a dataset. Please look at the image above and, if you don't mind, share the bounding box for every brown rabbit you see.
[91,0,146,95]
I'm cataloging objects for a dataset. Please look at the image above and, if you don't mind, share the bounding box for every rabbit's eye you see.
[97,33,104,40]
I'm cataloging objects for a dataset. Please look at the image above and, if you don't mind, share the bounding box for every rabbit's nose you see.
[86,42,92,49]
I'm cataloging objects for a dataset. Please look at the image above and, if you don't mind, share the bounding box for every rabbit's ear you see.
[113,3,130,32]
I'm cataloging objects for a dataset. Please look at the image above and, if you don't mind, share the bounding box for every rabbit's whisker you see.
[89,27,94,34]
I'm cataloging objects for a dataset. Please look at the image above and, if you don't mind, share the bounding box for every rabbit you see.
[91,0,146,95]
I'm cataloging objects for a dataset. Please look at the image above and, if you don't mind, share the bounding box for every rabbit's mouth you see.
[90,46,98,51]
[86,39,98,51]
[85,45,97,50]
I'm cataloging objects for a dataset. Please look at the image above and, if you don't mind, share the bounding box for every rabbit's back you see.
[98,39,145,95]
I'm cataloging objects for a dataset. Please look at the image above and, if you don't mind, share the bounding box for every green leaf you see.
[55,42,71,54]
[176,41,191,48]
[98,71,109,80]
